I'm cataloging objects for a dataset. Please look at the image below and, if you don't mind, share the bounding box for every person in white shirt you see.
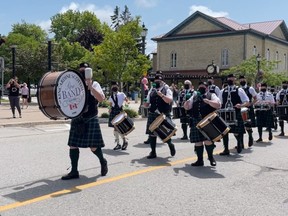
[255,83,275,142]
[21,82,29,109]
[108,82,129,150]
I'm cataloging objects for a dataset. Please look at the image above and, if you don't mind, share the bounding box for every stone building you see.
[151,11,288,86]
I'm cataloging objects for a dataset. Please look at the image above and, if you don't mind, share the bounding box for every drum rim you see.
[162,128,177,143]
[116,125,135,136]
[149,114,165,132]
[55,70,87,119]
[196,112,217,129]
[111,111,127,125]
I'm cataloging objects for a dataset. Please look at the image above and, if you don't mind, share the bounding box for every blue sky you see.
[1,0,288,54]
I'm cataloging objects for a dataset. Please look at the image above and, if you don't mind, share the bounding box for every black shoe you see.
[113,144,121,150]
[180,136,188,140]
[61,171,79,180]
[122,141,128,150]
[101,160,108,176]
[278,132,285,136]
[256,138,263,142]
[147,152,157,159]
[169,143,176,156]
[248,137,254,147]
[269,132,273,141]
[208,157,216,166]
[191,160,204,166]
[144,139,150,144]
[219,150,230,156]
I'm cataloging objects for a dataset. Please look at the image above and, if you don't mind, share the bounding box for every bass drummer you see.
[143,74,176,159]
[218,74,250,155]
[239,75,257,147]
[183,81,221,166]
[177,80,194,140]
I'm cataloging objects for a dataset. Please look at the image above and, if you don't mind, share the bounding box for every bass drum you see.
[37,70,87,120]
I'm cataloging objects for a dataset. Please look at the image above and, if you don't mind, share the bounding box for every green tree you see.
[110,5,132,31]
[12,21,47,42]
[50,10,103,47]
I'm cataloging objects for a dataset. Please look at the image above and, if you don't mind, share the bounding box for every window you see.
[253,46,257,56]
[284,54,287,71]
[221,49,229,67]
[266,49,270,61]
[171,51,177,68]
[275,51,279,69]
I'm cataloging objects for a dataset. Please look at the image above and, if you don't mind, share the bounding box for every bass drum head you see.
[56,70,87,118]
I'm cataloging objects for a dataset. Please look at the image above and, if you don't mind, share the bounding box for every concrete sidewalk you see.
[0,97,144,127]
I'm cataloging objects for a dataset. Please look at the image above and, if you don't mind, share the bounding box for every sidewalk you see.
[0,97,144,127]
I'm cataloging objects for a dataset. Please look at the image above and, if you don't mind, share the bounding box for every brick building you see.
[151,11,288,86]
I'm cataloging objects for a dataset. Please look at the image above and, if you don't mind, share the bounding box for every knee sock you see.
[194,145,204,162]
[92,148,106,164]
[114,130,120,144]
[222,134,229,151]
[258,127,262,139]
[181,123,187,137]
[70,148,79,173]
[205,144,215,159]
[149,136,157,154]
[280,120,284,133]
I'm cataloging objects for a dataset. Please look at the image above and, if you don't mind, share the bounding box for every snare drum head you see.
[56,70,87,118]
[111,112,125,125]
[241,107,248,112]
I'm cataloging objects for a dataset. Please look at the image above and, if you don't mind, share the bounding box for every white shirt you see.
[109,92,127,107]
[240,85,257,97]
[92,81,104,97]
[276,89,288,101]
[257,91,275,104]
[218,85,249,104]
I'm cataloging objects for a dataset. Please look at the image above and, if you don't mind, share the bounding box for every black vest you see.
[8,84,20,96]
[208,85,217,94]
[189,92,215,118]
[149,87,171,113]
[278,89,288,105]
[82,89,98,117]
[221,86,241,109]
[242,86,252,102]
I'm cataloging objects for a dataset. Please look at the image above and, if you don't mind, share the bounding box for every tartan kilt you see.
[146,112,172,135]
[189,116,206,143]
[229,110,246,134]
[256,110,274,128]
[244,106,256,128]
[68,116,105,148]
[180,115,190,124]
[108,107,122,127]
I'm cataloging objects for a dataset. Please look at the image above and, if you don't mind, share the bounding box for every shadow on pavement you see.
[130,155,173,167]
[102,148,130,156]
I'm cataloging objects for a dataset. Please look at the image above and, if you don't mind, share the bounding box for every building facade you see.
[151,11,288,85]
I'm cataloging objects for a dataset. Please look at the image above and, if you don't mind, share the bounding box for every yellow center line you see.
[0,150,222,212]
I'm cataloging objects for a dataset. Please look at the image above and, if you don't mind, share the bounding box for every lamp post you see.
[10,45,17,77]
[48,39,52,71]
[256,54,261,88]
[139,23,148,115]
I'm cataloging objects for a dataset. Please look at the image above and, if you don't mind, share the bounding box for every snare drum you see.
[254,104,270,111]
[149,114,177,143]
[111,112,135,136]
[37,70,87,120]
[241,107,250,122]
[196,112,230,142]
[217,109,237,125]
[172,107,186,119]
[277,105,288,120]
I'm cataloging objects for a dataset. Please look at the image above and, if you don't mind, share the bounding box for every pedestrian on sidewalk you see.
[21,82,29,109]
[108,81,130,151]
[61,62,108,180]
[6,76,21,118]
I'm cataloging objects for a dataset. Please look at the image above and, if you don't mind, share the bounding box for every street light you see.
[139,23,148,115]
[48,39,52,71]
[10,45,17,77]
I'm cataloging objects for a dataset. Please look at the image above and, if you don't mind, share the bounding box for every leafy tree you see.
[11,21,47,42]
[50,10,103,48]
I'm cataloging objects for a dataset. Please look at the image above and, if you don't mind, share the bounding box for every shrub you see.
[124,108,138,118]
[99,99,110,108]
[100,112,110,118]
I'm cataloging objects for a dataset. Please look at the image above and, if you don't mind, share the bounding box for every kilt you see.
[244,106,256,128]
[180,115,190,124]
[108,107,122,127]
[68,115,105,148]
[146,112,172,135]
[256,110,274,128]
[229,110,246,134]
[189,116,206,143]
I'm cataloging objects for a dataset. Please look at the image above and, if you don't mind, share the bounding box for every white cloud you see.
[189,5,229,18]
[37,20,51,33]
[134,0,158,8]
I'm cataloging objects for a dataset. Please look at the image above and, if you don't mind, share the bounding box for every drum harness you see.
[221,87,237,125]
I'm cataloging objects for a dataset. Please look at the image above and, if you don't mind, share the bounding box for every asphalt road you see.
[0,120,288,216]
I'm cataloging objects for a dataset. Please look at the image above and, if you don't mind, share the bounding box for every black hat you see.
[227,74,235,78]
[239,75,245,79]
[155,74,163,80]
[198,81,208,86]
[111,81,118,86]
[261,83,267,87]
[79,62,89,68]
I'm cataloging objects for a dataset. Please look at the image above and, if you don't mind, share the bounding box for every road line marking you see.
[0,150,223,212]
